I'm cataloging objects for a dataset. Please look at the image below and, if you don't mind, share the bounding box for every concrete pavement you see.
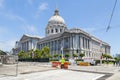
[0,69,105,80]
[0,62,120,80]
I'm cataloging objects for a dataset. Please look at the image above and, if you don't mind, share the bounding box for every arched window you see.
[51,29,53,33]
[55,29,58,33]
[48,30,49,34]
[60,29,62,32]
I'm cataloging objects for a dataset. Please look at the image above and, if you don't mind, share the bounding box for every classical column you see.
[85,38,87,49]
[72,36,75,49]
[50,41,52,54]
[53,41,55,53]
[76,35,79,50]
[86,39,88,49]
[83,37,84,49]
[70,36,72,49]
[57,40,58,54]
[80,36,83,49]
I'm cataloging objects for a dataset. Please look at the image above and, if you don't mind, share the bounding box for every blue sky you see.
[0,0,120,56]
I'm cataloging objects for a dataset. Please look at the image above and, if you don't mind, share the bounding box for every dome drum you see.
[46,8,67,36]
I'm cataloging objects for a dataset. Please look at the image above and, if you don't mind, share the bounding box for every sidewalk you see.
[106,72,120,80]
[68,65,120,80]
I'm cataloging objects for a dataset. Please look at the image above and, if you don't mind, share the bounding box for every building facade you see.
[13,8,110,60]
[12,34,40,55]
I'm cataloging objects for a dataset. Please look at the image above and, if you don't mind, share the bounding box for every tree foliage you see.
[41,46,50,58]
[102,53,112,60]
[18,46,50,59]
[53,54,59,58]
[34,49,41,58]
[79,53,85,59]
[65,53,70,59]
[114,54,120,61]
[18,51,26,59]
[73,53,78,58]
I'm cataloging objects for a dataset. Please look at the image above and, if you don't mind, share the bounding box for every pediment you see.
[20,35,30,41]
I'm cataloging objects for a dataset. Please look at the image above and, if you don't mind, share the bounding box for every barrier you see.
[52,61,61,67]
[64,62,69,69]
[79,62,90,66]
[52,61,69,69]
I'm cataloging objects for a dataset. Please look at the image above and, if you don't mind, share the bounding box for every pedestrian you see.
[119,60,120,66]
[60,58,65,69]
[113,60,116,66]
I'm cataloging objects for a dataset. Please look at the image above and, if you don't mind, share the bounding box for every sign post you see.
[15,56,18,76]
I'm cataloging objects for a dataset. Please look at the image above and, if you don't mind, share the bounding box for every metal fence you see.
[0,55,18,76]
[0,56,52,77]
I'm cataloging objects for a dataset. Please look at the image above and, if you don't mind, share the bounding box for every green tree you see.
[59,54,62,58]
[114,54,120,61]
[27,49,34,58]
[49,54,53,59]
[102,54,112,60]
[79,53,85,59]
[102,53,112,64]
[18,51,26,59]
[65,53,70,59]
[0,50,2,55]
[34,49,41,59]
[53,54,59,59]
[73,53,78,59]
[42,46,50,58]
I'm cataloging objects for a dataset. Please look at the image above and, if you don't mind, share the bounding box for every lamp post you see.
[100,44,103,66]
[61,46,63,58]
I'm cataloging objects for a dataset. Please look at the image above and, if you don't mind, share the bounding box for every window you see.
[55,29,58,33]
[51,29,53,33]
[60,29,62,32]
[48,30,49,34]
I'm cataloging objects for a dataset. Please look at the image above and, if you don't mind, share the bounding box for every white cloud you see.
[0,0,4,8]
[39,3,48,11]
[2,13,38,34]
[0,39,17,51]
[23,25,38,34]
[27,25,38,33]
[35,2,48,18]
[5,13,26,23]
[0,27,16,52]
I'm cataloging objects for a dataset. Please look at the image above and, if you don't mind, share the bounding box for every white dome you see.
[48,15,65,24]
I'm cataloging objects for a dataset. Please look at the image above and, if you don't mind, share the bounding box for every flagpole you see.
[61,38,64,59]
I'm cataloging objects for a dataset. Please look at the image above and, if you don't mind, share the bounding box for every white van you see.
[84,59,96,65]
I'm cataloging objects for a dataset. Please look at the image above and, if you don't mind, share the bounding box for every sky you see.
[0,0,120,56]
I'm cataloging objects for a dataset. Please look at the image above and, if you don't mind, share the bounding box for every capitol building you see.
[13,8,110,60]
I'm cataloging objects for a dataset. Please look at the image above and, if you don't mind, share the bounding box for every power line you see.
[106,0,118,32]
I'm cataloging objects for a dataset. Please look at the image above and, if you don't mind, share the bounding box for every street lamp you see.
[61,46,63,58]
[100,44,103,66]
